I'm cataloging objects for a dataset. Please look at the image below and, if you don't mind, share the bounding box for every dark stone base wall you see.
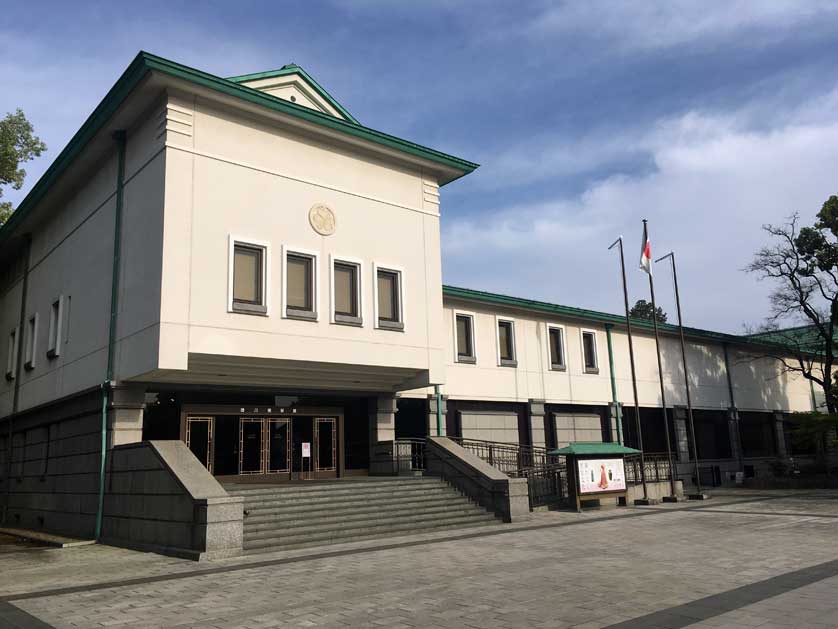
[0,389,104,538]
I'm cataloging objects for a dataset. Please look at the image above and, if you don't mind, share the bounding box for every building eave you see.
[0,51,478,247]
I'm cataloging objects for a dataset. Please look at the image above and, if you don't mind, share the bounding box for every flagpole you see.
[656,251,707,500]
[608,236,648,502]
[643,219,678,499]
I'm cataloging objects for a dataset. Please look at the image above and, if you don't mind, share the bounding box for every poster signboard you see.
[577,457,626,494]
[302,442,311,458]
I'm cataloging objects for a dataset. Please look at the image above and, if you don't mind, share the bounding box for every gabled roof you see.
[226,63,360,125]
[0,51,478,247]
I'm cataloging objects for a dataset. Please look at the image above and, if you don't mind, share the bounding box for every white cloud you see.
[442,89,838,333]
[529,1,838,52]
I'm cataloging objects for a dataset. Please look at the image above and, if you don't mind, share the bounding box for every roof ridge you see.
[225,63,361,125]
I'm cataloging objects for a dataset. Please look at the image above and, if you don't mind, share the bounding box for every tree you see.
[629,299,667,323]
[0,109,46,226]
[745,197,838,413]
[746,198,838,469]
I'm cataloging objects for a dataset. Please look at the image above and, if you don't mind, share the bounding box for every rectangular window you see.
[286,253,316,319]
[5,327,18,381]
[497,319,516,366]
[376,268,403,330]
[333,260,361,324]
[582,330,599,373]
[47,297,63,359]
[231,241,267,314]
[548,326,565,370]
[24,314,37,371]
[455,314,476,363]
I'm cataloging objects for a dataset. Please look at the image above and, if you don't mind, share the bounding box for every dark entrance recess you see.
[395,398,428,439]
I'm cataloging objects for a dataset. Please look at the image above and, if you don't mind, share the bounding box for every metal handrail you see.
[394,438,426,472]
[447,436,567,508]
[447,436,562,475]
[624,452,676,485]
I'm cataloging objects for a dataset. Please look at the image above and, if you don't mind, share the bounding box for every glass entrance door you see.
[239,418,264,474]
[315,418,336,473]
[266,418,291,475]
[186,416,214,473]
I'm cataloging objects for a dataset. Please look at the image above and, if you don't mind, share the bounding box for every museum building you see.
[0,53,831,558]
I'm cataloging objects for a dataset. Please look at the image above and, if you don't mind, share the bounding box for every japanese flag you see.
[640,222,652,275]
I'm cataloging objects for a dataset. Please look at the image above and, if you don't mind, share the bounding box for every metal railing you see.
[395,438,426,472]
[448,437,567,508]
[370,439,427,475]
[624,452,675,485]
[447,437,562,475]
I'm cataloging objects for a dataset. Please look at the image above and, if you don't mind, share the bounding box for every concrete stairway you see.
[226,476,499,553]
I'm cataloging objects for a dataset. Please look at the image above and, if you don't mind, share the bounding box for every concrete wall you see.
[0,103,166,419]
[150,92,446,392]
[102,440,242,560]
[425,437,530,523]
[0,386,242,559]
[0,389,103,537]
[405,300,814,416]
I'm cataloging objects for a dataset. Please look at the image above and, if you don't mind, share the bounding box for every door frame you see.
[180,403,345,479]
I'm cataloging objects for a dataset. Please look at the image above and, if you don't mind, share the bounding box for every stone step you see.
[238,486,458,509]
[244,503,485,531]
[243,513,499,551]
[225,477,440,497]
[243,508,495,542]
[244,494,470,522]
[230,480,448,503]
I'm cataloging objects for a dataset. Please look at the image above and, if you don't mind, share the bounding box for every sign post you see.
[551,442,641,512]
[302,441,311,480]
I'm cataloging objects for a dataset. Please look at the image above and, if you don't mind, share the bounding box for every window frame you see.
[24,313,38,371]
[453,310,477,364]
[5,326,18,381]
[581,328,600,374]
[330,255,363,326]
[282,245,319,321]
[495,316,517,367]
[546,324,566,371]
[373,263,404,331]
[47,295,64,359]
[228,236,270,316]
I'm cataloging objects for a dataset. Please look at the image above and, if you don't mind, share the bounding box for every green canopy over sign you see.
[549,442,641,456]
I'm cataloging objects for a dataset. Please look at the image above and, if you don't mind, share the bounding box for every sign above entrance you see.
[309,203,336,236]
[302,442,311,458]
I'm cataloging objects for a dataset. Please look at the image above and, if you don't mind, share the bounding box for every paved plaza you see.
[1,489,838,628]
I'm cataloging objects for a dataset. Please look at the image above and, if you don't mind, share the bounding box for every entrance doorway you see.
[183,406,343,480]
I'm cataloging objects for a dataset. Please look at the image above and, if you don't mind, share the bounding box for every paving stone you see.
[0,489,837,628]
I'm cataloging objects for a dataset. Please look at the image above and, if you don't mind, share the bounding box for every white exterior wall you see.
[153,92,446,390]
[0,105,166,417]
[407,301,815,415]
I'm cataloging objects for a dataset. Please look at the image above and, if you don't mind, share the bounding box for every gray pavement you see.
[1,489,837,628]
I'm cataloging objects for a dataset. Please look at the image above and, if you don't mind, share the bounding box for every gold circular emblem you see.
[309,204,336,236]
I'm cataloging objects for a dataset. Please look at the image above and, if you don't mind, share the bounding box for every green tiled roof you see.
[443,285,752,345]
[550,442,641,455]
[0,52,478,247]
[226,63,361,125]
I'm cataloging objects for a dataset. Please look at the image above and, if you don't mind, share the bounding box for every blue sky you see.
[4,1,838,333]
